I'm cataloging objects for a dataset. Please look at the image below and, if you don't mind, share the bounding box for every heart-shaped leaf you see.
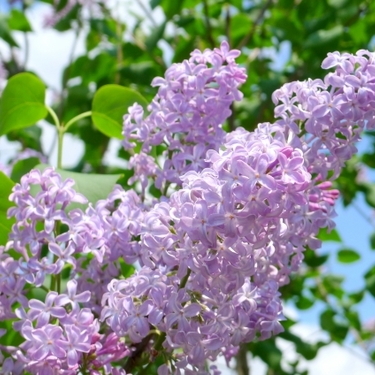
[0,73,47,135]
[92,84,148,139]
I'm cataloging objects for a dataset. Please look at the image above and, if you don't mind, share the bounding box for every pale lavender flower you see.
[55,279,90,309]
[28,292,66,328]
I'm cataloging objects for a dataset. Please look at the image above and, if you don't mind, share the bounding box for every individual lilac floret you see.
[28,291,66,328]
[55,279,91,309]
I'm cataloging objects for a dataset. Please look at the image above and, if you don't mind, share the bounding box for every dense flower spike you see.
[122,41,247,192]
[2,43,375,374]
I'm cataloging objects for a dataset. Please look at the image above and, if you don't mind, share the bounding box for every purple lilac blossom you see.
[2,43,375,375]
[100,45,375,374]
[122,41,247,193]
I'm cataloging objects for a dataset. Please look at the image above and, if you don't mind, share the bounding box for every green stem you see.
[46,105,63,168]
[64,111,92,132]
[138,332,167,375]
[57,127,64,169]
[236,343,250,375]
[180,268,191,289]
[46,105,61,129]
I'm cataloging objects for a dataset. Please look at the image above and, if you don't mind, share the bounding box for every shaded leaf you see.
[365,265,375,298]
[295,295,315,310]
[320,309,348,342]
[304,248,329,268]
[10,157,41,183]
[145,21,167,52]
[370,232,375,250]
[279,331,326,360]
[35,164,122,210]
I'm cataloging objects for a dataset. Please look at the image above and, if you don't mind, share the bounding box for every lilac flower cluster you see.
[0,169,142,373]
[102,45,375,373]
[2,43,375,375]
[123,41,247,194]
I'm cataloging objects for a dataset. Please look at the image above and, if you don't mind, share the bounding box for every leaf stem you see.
[64,111,92,132]
[46,105,61,129]
[46,105,64,169]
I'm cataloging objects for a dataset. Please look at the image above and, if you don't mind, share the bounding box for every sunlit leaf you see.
[92,85,148,139]
[8,9,32,32]
[0,73,47,135]
[317,227,341,242]
[337,248,360,263]
[0,172,15,245]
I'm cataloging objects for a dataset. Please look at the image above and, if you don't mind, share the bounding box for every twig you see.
[22,1,29,68]
[236,343,250,375]
[352,200,375,230]
[236,0,274,50]
[58,26,81,119]
[203,0,215,48]
[135,0,158,28]
[115,3,124,85]
[225,3,231,46]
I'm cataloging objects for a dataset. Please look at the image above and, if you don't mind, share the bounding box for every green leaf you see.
[119,258,136,278]
[8,9,32,32]
[370,232,375,250]
[0,73,47,136]
[305,25,344,48]
[279,331,326,360]
[150,0,162,9]
[365,265,375,298]
[320,309,348,342]
[119,62,159,86]
[35,164,122,210]
[6,125,43,152]
[92,85,148,139]
[10,157,41,183]
[250,339,282,370]
[328,0,348,8]
[304,249,329,268]
[348,290,364,304]
[317,227,341,242]
[295,295,314,310]
[0,15,19,47]
[337,248,360,263]
[360,182,375,208]
[160,0,185,19]
[145,21,167,53]
[0,171,15,245]
[344,309,361,331]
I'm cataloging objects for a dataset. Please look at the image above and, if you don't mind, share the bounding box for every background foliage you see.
[1,0,375,373]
